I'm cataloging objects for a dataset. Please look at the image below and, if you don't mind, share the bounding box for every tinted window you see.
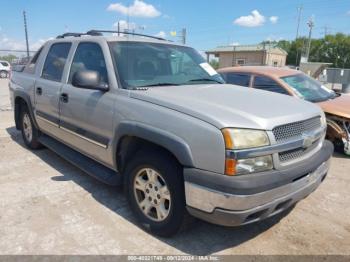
[253,76,289,95]
[69,42,108,84]
[1,62,9,66]
[223,73,251,87]
[42,43,71,82]
[24,47,43,74]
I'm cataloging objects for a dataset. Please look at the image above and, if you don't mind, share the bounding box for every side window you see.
[41,43,71,82]
[69,42,108,84]
[23,47,43,74]
[224,73,251,87]
[253,76,289,95]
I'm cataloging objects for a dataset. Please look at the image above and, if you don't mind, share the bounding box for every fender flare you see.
[113,121,195,168]
[13,90,39,130]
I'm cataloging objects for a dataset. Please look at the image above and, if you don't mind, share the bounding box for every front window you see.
[281,73,336,102]
[109,41,224,89]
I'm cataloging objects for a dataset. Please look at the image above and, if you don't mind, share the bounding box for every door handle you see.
[36,87,42,95]
[60,93,69,103]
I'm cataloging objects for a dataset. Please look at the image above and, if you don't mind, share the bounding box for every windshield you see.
[109,41,224,89]
[281,73,336,102]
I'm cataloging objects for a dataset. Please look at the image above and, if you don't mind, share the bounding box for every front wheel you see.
[125,149,188,237]
[0,71,7,78]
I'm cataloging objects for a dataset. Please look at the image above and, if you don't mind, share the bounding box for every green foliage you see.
[209,59,219,69]
[0,54,18,63]
[276,33,350,68]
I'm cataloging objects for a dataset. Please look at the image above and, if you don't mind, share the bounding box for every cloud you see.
[347,10,350,15]
[107,0,161,18]
[0,34,52,54]
[231,42,240,46]
[233,10,265,27]
[269,16,278,24]
[155,31,166,38]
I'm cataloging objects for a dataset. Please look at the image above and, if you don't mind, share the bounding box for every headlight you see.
[222,128,272,176]
[222,128,270,149]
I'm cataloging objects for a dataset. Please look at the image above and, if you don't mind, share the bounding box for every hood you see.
[130,84,322,130]
[317,94,350,119]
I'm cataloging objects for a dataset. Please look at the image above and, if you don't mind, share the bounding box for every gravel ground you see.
[0,78,349,255]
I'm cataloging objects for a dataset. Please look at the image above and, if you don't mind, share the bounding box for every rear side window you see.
[253,76,289,95]
[1,62,9,66]
[69,42,108,84]
[222,73,251,87]
[42,43,71,82]
[24,47,43,74]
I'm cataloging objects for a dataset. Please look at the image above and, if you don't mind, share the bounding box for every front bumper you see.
[184,140,333,226]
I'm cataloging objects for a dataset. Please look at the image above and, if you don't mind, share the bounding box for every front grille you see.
[279,138,320,162]
[273,117,321,142]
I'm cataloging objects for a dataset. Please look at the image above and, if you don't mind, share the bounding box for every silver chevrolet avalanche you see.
[9,30,334,236]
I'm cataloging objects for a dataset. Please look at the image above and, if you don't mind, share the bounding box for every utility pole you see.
[117,21,120,36]
[306,17,314,62]
[23,10,30,60]
[295,5,303,66]
[181,28,186,45]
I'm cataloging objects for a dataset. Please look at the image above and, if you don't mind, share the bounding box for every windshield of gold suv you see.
[281,73,337,102]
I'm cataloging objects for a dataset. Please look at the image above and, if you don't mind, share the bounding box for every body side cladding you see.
[113,121,195,170]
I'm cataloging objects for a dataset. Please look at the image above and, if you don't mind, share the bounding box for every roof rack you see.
[56,30,169,41]
[56,31,102,39]
[86,30,168,41]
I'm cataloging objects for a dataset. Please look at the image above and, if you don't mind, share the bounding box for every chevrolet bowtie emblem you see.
[302,131,317,149]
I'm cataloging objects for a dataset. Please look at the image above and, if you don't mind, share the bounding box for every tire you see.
[0,71,7,78]
[20,106,42,149]
[334,139,345,154]
[124,149,188,237]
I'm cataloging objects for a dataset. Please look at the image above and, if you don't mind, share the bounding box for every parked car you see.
[9,31,333,236]
[219,66,350,155]
[0,60,11,78]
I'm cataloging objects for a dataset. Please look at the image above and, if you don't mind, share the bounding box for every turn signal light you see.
[225,158,237,176]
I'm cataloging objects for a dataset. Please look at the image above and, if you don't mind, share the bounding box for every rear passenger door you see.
[58,42,114,167]
[252,75,290,95]
[34,42,71,135]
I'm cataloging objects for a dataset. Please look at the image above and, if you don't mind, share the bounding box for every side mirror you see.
[72,70,109,91]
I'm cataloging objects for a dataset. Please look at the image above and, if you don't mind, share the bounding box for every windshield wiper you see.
[185,78,224,84]
[135,83,180,88]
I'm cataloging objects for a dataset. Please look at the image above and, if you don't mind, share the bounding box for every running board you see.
[38,134,122,186]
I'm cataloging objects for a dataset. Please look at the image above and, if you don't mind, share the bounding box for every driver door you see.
[58,42,115,167]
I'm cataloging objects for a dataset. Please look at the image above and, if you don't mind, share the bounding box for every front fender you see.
[113,121,195,168]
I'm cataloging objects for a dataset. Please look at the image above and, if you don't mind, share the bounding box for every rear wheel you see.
[125,149,188,237]
[20,107,42,149]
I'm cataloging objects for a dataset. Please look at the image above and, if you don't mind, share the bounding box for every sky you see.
[0,0,350,54]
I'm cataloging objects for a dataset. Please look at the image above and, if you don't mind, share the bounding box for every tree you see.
[209,59,219,69]
[0,54,18,63]
[276,33,350,68]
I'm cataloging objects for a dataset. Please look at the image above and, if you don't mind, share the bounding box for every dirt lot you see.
[0,78,349,255]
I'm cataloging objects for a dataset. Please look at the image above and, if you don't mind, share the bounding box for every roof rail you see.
[86,30,168,41]
[56,31,103,39]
